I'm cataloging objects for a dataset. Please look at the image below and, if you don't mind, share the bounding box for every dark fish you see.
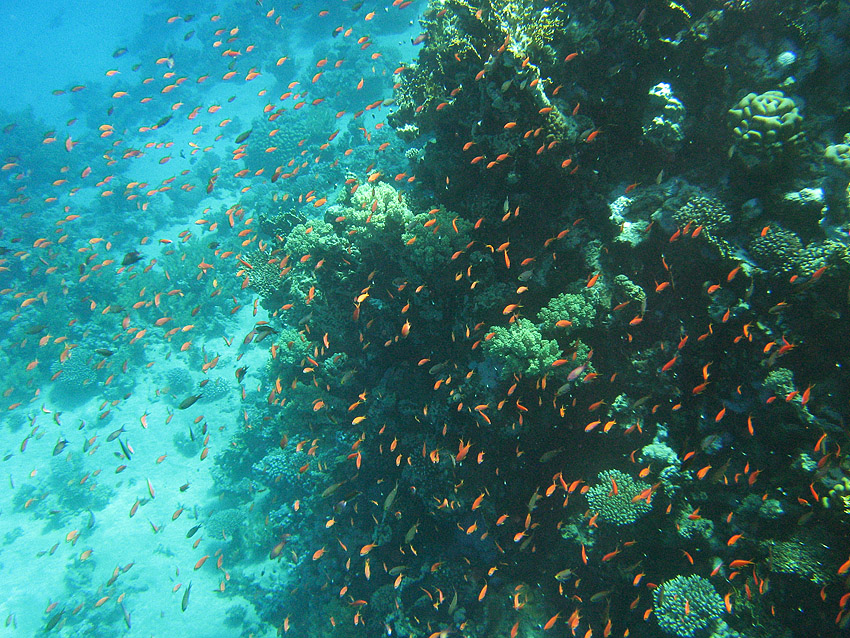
[184,29,195,41]
[181,582,191,612]
[122,251,143,266]
[188,425,195,441]
[112,47,128,58]
[53,438,68,456]
[154,115,172,129]
[118,437,132,461]
[254,325,278,342]
[95,348,114,357]
[179,395,202,410]
[44,609,64,631]
[235,367,247,383]
[351,1,363,9]
[107,426,125,442]
[235,129,252,144]
[3,123,17,134]
[179,482,190,491]
[24,324,46,334]
[120,601,131,628]
[186,523,202,538]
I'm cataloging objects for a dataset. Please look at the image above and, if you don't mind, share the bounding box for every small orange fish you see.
[543,612,560,630]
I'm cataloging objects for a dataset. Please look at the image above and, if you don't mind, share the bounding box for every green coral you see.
[653,575,724,637]
[537,286,601,334]
[401,206,473,273]
[585,469,652,526]
[825,139,850,175]
[823,476,850,516]
[482,317,560,379]
[728,91,804,165]
[284,219,356,261]
[280,219,359,309]
[763,367,795,397]
[268,326,314,378]
[676,510,715,540]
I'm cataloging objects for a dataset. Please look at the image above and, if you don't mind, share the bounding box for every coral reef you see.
[481,318,560,379]
[653,575,724,637]
[728,90,804,168]
[584,469,653,526]
[642,82,687,153]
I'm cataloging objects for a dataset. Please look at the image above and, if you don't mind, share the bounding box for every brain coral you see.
[585,469,652,525]
[653,574,724,637]
[728,91,804,165]
[825,142,850,174]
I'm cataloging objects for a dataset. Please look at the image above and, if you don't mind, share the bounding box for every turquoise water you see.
[1,1,848,637]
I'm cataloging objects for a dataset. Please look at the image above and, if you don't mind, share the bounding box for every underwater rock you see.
[642,82,687,153]
[774,187,826,236]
